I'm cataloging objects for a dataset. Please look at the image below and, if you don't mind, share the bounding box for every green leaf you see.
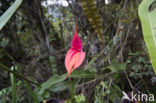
[106,60,126,72]
[138,0,156,74]
[24,81,39,103]
[50,81,70,92]
[108,83,122,102]
[38,70,102,95]
[10,66,17,103]
[38,74,66,95]
[70,70,100,78]
[0,0,22,30]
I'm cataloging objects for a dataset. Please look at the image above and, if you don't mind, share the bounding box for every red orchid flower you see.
[65,21,85,78]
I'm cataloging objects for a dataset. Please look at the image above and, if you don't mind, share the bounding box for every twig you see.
[66,0,73,12]
[118,23,131,61]
[124,70,134,90]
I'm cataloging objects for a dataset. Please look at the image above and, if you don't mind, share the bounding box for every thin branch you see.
[117,23,131,61]
[124,70,134,90]
[66,0,73,12]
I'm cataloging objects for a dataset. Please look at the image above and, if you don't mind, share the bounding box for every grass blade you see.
[10,66,16,103]
[24,80,39,103]
[0,0,22,30]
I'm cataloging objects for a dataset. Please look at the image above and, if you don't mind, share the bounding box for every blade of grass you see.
[24,80,39,103]
[10,66,17,103]
[0,0,22,30]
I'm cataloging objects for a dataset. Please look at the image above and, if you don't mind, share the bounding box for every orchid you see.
[65,21,85,78]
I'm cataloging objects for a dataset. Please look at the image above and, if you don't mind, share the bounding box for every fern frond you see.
[78,0,104,41]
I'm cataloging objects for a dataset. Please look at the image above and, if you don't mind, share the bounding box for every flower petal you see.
[65,49,77,72]
[73,51,85,70]
[69,52,80,70]
[67,52,80,77]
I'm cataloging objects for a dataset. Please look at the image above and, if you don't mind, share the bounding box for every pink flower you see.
[65,24,85,78]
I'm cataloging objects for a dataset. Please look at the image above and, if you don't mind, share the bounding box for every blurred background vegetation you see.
[0,0,156,103]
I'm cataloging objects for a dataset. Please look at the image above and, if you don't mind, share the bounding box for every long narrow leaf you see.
[0,0,22,30]
[38,74,66,95]
[10,66,16,103]
[38,70,103,96]
[24,80,39,103]
[138,0,156,74]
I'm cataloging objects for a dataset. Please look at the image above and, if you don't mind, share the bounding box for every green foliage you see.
[77,0,104,41]
[38,70,102,96]
[94,81,111,103]
[0,0,22,30]
[0,87,12,103]
[50,81,70,92]
[0,0,156,102]
[105,60,126,72]
[10,66,17,103]
[49,56,57,74]
[70,70,101,78]
[128,53,154,79]
[74,93,86,103]
[24,81,39,103]
[138,0,156,74]
[38,74,66,95]
[0,81,25,103]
